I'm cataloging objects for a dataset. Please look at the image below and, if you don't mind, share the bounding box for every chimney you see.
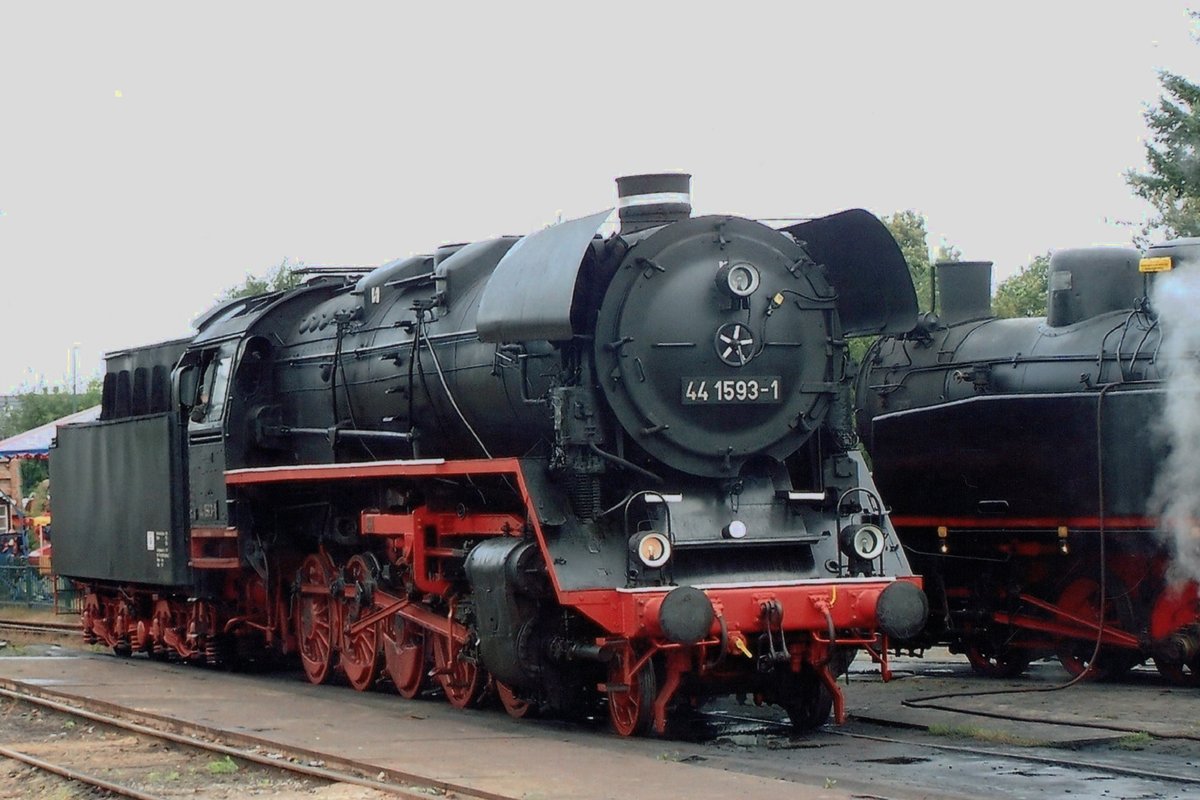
[936,261,993,325]
[615,173,692,234]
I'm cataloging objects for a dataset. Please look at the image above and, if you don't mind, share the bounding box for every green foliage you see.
[993,253,1051,318]
[847,334,875,366]
[1126,15,1200,242]
[881,211,935,313]
[26,479,49,515]
[222,257,304,300]
[926,722,1049,748]
[1116,732,1152,751]
[0,380,103,440]
[207,756,240,775]
[146,770,182,783]
[19,461,48,498]
[880,211,962,314]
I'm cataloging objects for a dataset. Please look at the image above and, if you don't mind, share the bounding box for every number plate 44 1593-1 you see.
[681,377,782,404]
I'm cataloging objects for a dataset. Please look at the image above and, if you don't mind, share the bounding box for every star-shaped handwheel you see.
[715,322,755,366]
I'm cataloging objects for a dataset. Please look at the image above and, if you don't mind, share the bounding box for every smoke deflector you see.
[476,208,612,343]
[782,210,919,337]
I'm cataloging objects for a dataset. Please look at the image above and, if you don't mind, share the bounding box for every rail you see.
[0,618,78,636]
[0,679,517,800]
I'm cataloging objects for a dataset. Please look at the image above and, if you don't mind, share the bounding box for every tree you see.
[0,380,103,440]
[993,253,1051,318]
[1,380,104,496]
[879,211,962,315]
[882,211,936,313]
[1126,15,1200,242]
[934,242,963,265]
[222,257,305,300]
[19,460,48,499]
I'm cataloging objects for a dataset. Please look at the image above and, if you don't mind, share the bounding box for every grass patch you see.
[207,756,239,775]
[146,770,182,783]
[926,723,1050,748]
[1115,732,1152,750]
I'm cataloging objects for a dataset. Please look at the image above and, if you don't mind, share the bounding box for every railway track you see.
[2,629,1194,799]
[0,618,78,637]
[0,680,517,800]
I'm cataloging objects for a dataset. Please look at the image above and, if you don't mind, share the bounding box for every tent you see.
[0,405,101,459]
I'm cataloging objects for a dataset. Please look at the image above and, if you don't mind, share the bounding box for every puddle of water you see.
[859,756,932,765]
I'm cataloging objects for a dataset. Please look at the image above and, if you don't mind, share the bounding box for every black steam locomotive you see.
[52,174,927,736]
[856,240,1199,684]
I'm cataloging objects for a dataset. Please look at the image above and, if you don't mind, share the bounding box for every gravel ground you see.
[0,697,392,799]
[3,618,1198,800]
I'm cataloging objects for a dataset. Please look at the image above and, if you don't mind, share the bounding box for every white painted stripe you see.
[787,491,828,501]
[615,576,897,593]
[225,458,446,476]
[617,191,691,209]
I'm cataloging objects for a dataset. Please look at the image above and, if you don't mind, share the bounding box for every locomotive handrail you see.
[225,457,455,482]
[864,353,1167,396]
[871,385,1168,424]
[273,425,417,443]
[383,271,435,288]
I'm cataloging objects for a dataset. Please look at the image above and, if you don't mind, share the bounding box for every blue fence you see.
[0,561,61,608]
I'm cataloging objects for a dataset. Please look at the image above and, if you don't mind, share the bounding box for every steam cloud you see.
[1149,265,1200,583]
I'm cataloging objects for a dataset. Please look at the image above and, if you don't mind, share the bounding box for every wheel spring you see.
[204,639,225,667]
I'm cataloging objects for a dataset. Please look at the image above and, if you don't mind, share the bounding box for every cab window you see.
[190,344,234,425]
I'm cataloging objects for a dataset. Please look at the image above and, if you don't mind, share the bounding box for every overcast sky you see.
[1,1,1196,393]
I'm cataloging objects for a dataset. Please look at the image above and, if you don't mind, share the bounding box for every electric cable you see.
[419,324,491,459]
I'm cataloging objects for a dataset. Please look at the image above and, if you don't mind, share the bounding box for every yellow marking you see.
[1139,256,1172,273]
[114,89,123,99]
[735,638,753,658]
[828,585,837,607]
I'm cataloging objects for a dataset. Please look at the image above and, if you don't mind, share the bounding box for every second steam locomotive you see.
[856,240,1200,685]
[53,174,927,735]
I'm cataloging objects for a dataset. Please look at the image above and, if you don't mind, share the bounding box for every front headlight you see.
[631,531,672,568]
[716,261,760,298]
[840,523,885,561]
